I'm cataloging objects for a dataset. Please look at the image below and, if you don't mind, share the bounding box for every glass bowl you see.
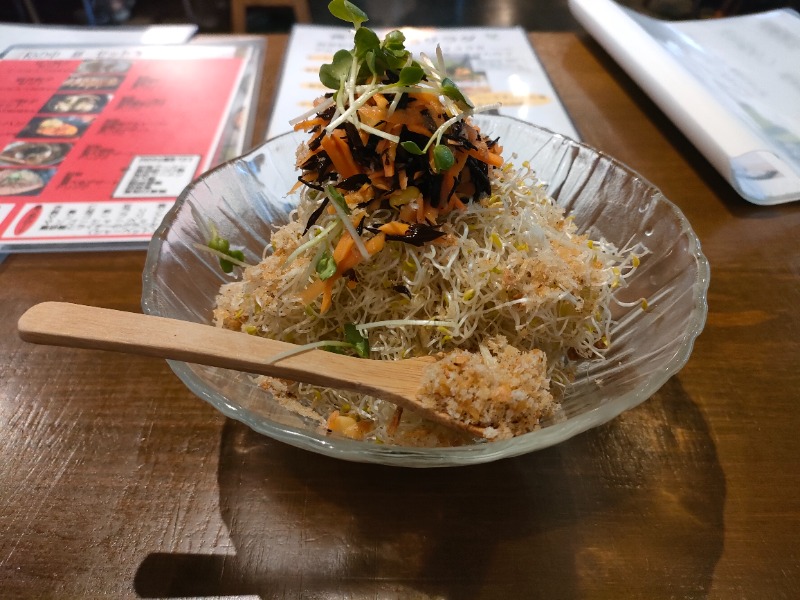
[142,115,709,467]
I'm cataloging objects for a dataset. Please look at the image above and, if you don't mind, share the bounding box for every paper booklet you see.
[267,24,579,142]
[569,0,800,205]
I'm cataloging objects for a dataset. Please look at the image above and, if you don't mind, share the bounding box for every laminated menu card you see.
[0,39,263,252]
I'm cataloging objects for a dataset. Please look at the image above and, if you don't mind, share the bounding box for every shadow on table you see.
[134,376,725,598]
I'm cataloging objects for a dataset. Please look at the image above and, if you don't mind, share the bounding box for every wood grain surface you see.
[1,32,799,599]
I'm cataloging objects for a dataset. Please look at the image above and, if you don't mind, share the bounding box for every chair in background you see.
[230,0,311,32]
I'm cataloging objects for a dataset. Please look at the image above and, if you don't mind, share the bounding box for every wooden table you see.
[2,32,799,598]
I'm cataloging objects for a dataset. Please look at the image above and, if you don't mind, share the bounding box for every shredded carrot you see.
[448,195,467,212]
[293,76,505,274]
[301,232,386,313]
[398,203,417,222]
[320,133,360,178]
[345,184,374,206]
[365,231,385,254]
[439,149,470,205]
[293,117,326,131]
[398,169,408,189]
[358,105,386,126]
[424,203,439,224]
[371,93,389,109]
[299,277,326,305]
[320,281,333,313]
[467,147,504,168]
[333,234,353,264]
[383,111,434,135]
[368,173,392,190]
[416,197,426,223]
[378,221,410,236]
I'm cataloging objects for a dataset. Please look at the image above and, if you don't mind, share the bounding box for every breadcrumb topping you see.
[418,336,555,440]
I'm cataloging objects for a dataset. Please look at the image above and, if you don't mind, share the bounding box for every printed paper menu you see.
[0,44,251,251]
[268,25,579,141]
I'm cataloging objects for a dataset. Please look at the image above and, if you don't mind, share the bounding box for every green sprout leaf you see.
[208,236,229,254]
[397,64,424,86]
[400,140,425,155]
[354,26,380,58]
[319,49,353,90]
[344,323,370,358]
[316,251,337,280]
[326,185,351,215]
[379,30,411,71]
[364,49,379,78]
[328,0,368,28]
[208,228,246,274]
[440,77,474,109]
[382,30,406,53]
[433,144,455,172]
[219,249,245,274]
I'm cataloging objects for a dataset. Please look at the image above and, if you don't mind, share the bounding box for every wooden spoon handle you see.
[16,300,372,382]
[16,301,422,404]
[18,302,484,438]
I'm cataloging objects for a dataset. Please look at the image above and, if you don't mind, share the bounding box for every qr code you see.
[114,155,201,198]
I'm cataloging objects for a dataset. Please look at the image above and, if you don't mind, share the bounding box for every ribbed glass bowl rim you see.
[142,116,710,467]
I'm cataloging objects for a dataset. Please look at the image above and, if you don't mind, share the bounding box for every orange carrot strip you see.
[333,231,355,263]
[424,203,439,224]
[372,93,389,109]
[338,232,385,273]
[365,231,385,254]
[416,197,426,223]
[358,105,386,126]
[439,149,469,205]
[409,124,434,137]
[467,147,503,168]
[448,195,467,211]
[334,133,362,177]
[301,230,385,313]
[299,278,327,305]
[378,221,410,236]
[375,137,390,156]
[320,134,360,178]
[398,169,408,190]
[398,203,416,222]
[293,117,326,131]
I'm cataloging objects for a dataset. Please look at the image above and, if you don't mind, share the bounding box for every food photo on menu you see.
[17,115,95,139]
[58,74,124,91]
[74,59,132,74]
[40,93,112,114]
[0,168,55,196]
[0,141,72,167]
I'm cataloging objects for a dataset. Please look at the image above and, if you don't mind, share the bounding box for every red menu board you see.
[0,44,254,251]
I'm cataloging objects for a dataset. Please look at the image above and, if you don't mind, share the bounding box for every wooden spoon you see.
[17,301,485,438]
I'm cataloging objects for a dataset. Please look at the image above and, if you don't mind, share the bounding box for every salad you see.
[207,1,645,444]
